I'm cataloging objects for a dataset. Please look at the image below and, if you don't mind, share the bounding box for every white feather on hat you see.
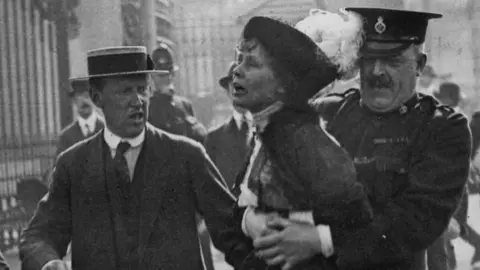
[295,9,364,78]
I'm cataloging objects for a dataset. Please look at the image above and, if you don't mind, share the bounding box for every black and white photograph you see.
[0,0,480,269]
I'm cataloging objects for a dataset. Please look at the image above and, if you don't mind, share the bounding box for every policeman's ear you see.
[416,53,427,77]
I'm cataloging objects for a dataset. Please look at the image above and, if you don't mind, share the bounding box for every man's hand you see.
[445,218,461,240]
[253,217,322,270]
[41,260,69,270]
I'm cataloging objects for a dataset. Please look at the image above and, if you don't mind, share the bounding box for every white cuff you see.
[241,206,254,237]
[289,211,334,258]
[316,224,334,258]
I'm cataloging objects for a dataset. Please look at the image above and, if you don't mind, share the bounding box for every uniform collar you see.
[103,126,145,149]
[360,93,419,117]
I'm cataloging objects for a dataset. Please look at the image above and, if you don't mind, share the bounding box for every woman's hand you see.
[244,208,280,239]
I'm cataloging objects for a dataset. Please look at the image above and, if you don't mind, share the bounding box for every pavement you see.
[5,195,480,270]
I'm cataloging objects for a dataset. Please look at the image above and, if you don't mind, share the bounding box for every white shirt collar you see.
[78,112,97,134]
[232,110,252,130]
[252,101,284,133]
[103,126,145,150]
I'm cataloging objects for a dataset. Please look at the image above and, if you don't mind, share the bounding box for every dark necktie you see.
[239,118,249,142]
[114,141,131,196]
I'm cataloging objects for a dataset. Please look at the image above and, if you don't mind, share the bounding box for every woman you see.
[232,10,372,270]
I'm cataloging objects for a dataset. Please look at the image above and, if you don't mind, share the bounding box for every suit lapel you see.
[94,118,105,133]
[82,131,123,216]
[82,132,123,265]
[82,132,104,188]
[72,120,85,141]
[139,125,172,246]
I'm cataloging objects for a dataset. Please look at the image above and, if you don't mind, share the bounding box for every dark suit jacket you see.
[56,118,104,156]
[19,125,251,270]
[205,117,250,189]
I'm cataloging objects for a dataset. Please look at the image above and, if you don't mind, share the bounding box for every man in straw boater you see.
[19,46,252,270]
[228,8,375,270]
[249,7,471,270]
[56,77,104,156]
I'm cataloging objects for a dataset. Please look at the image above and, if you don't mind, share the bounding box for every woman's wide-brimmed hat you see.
[240,16,337,94]
[72,46,168,80]
[239,12,362,107]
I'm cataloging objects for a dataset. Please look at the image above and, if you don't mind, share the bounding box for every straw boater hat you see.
[71,46,167,81]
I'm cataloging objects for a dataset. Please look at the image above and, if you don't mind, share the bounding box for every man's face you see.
[92,75,151,138]
[359,42,426,112]
[151,72,173,95]
[72,92,94,119]
[232,39,284,113]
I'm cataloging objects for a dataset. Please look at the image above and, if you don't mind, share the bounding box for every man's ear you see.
[89,87,103,109]
[416,53,427,76]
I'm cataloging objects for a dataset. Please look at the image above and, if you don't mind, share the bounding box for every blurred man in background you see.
[417,65,438,95]
[56,77,104,156]
[148,43,207,144]
[205,61,253,190]
[204,61,253,270]
[429,81,480,270]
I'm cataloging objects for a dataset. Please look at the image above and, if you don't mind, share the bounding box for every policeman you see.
[252,8,471,270]
[149,45,212,269]
[148,43,207,144]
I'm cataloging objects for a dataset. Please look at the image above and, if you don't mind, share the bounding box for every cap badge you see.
[374,16,386,34]
[399,105,408,115]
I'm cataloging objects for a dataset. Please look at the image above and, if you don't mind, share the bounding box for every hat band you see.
[88,53,149,76]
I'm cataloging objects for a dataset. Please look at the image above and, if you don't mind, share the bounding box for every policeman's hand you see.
[41,260,69,270]
[445,218,461,240]
[254,217,322,270]
[244,208,278,239]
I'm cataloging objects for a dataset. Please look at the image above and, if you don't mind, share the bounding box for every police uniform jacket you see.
[148,93,207,144]
[314,89,471,270]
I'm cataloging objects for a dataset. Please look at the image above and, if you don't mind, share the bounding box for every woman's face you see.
[232,39,284,113]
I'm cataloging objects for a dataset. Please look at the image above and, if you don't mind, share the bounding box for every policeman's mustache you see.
[367,76,392,88]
